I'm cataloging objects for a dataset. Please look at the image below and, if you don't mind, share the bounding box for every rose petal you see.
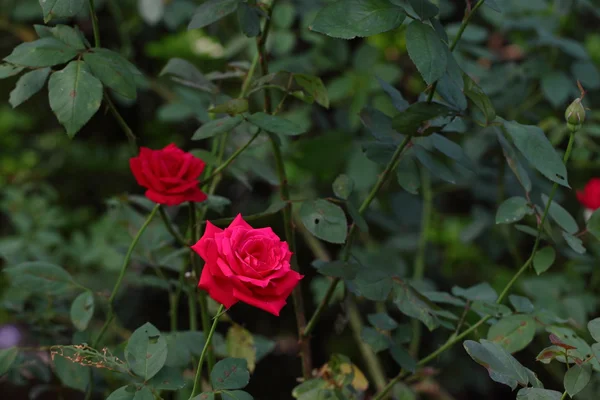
[229,214,253,230]
[198,264,237,309]
[232,287,287,316]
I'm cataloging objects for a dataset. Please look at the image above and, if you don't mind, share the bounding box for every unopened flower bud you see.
[565,98,586,131]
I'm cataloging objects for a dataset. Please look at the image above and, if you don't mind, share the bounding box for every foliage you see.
[1,0,600,400]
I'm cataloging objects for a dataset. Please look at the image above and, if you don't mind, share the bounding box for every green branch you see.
[189,304,224,398]
[373,131,577,399]
[303,135,412,338]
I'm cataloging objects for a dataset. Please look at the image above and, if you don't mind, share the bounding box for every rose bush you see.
[129,143,207,206]
[192,215,302,316]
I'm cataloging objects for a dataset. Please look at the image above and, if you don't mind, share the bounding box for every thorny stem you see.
[189,305,224,399]
[189,201,215,371]
[303,135,412,338]
[426,0,485,103]
[409,170,432,357]
[374,132,578,400]
[159,206,187,247]
[92,204,160,347]
[257,0,312,380]
[84,204,159,400]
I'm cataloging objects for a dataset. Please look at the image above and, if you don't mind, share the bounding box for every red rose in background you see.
[191,215,302,316]
[130,143,207,206]
[577,178,600,210]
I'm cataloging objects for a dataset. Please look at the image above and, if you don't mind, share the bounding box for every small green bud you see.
[564,98,586,128]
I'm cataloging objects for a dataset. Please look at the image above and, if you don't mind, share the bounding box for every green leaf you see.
[408,0,439,19]
[406,20,447,84]
[390,344,417,373]
[4,261,74,295]
[312,260,359,280]
[292,379,329,399]
[587,208,600,240]
[516,388,563,400]
[497,130,532,193]
[495,197,531,224]
[70,291,94,331]
[0,64,24,79]
[210,358,250,390]
[509,295,535,314]
[309,0,406,40]
[393,283,439,331]
[106,386,136,400]
[83,48,137,99]
[413,146,456,184]
[191,393,215,400]
[396,153,421,194]
[463,339,529,389]
[464,74,496,125]
[226,324,256,373]
[139,0,165,25]
[54,349,90,391]
[133,386,154,400]
[533,247,556,275]
[247,112,306,136]
[541,71,571,108]
[360,107,400,142]
[294,74,329,108]
[361,327,390,352]
[502,120,568,187]
[564,364,592,397]
[159,58,217,93]
[299,199,348,244]
[562,232,586,254]
[346,201,369,232]
[4,38,79,67]
[146,366,186,390]
[587,318,600,342]
[9,67,51,108]
[541,194,578,234]
[471,301,512,318]
[0,347,18,375]
[222,391,253,400]
[210,98,249,115]
[35,24,87,50]
[430,133,475,171]
[188,0,239,29]
[192,116,244,140]
[332,174,354,199]
[392,102,452,134]
[125,322,168,380]
[376,76,409,111]
[367,313,398,330]
[48,61,103,138]
[452,282,497,302]
[39,0,85,23]
[487,315,536,354]
[238,3,261,37]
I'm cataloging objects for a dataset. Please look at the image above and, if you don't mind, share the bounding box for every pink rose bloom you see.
[191,215,302,316]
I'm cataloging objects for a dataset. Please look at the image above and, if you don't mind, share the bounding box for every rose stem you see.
[83,204,160,400]
[256,0,312,379]
[189,304,225,398]
[296,216,388,391]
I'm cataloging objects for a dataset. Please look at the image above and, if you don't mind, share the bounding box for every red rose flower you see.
[129,143,207,206]
[577,178,600,210]
[191,215,302,316]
